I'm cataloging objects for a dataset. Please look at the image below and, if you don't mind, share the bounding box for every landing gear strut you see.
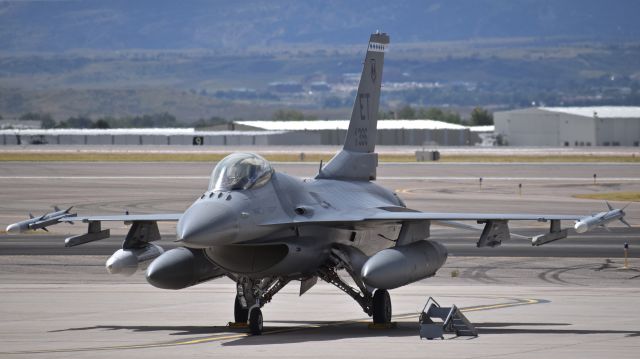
[318,248,393,326]
[234,276,289,335]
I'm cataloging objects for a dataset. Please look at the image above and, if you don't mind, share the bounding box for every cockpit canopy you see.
[209,153,273,191]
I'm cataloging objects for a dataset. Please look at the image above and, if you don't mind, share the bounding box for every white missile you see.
[6,206,75,233]
[574,202,631,234]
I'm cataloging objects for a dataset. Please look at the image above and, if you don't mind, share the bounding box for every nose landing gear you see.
[232,276,289,335]
[248,307,263,335]
[234,295,248,323]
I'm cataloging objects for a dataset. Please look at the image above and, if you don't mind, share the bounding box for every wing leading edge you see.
[71,213,182,222]
[260,207,598,248]
[6,209,182,248]
[261,208,583,226]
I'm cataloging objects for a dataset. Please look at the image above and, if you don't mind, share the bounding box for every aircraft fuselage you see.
[177,171,403,278]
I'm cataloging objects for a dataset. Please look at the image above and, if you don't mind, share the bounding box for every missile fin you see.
[620,217,632,228]
[29,213,34,219]
[606,201,614,211]
[54,205,61,212]
[41,227,49,232]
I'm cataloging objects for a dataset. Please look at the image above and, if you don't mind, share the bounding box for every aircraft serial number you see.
[355,127,368,147]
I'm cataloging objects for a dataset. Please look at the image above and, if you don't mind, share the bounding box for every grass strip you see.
[573,192,640,202]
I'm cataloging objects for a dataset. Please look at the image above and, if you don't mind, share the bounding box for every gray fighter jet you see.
[7,32,630,335]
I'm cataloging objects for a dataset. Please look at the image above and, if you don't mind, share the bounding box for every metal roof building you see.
[0,128,320,146]
[494,107,640,146]
[1,121,494,147]
[237,120,488,146]
[237,119,470,131]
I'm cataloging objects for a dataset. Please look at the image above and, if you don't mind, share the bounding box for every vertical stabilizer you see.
[317,32,389,181]
[344,32,389,153]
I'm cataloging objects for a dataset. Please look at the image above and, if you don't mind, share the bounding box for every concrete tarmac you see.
[0,256,638,358]
[1,161,640,357]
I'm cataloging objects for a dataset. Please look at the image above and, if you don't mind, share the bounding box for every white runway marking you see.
[0,176,208,180]
[1,176,640,181]
[379,176,640,181]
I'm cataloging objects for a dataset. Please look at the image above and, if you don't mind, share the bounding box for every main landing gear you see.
[372,289,392,324]
[318,248,393,326]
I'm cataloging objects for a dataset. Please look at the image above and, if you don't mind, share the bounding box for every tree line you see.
[16,112,181,129]
[379,105,493,126]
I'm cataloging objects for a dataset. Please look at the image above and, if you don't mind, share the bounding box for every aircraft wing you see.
[261,207,609,247]
[430,220,530,240]
[6,209,182,248]
[363,211,582,222]
[70,213,182,222]
[262,208,582,225]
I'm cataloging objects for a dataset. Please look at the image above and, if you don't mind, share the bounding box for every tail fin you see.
[344,32,388,153]
[317,32,389,181]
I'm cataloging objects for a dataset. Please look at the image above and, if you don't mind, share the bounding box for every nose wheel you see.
[234,295,249,323]
[248,307,263,335]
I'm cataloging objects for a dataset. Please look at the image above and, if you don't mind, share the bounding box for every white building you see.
[1,120,495,147]
[494,107,640,147]
[237,119,491,146]
[0,128,319,146]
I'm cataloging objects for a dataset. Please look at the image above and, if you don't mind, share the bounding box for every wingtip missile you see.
[6,207,77,233]
[574,202,630,233]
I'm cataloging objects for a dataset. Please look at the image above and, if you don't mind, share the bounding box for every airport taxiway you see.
[1,160,639,357]
[0,256,638,358]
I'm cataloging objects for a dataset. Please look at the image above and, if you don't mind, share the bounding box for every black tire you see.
[234,296,249,323]
[372,289,392,324]
[249,308,263,335]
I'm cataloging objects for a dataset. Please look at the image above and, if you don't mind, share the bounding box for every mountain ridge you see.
[1,0,639,52]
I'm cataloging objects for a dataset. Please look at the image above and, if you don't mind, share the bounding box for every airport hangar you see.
[0,120,488,147]
[494,106,640,147]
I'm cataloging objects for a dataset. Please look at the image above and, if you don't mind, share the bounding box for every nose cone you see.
[361,240,448,290]
[574,221,589,234]
[105,249,138,276]
[6,223,20,234]
[177,201,238,247]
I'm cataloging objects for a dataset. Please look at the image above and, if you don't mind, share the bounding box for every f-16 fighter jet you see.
[7,32,630,335]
